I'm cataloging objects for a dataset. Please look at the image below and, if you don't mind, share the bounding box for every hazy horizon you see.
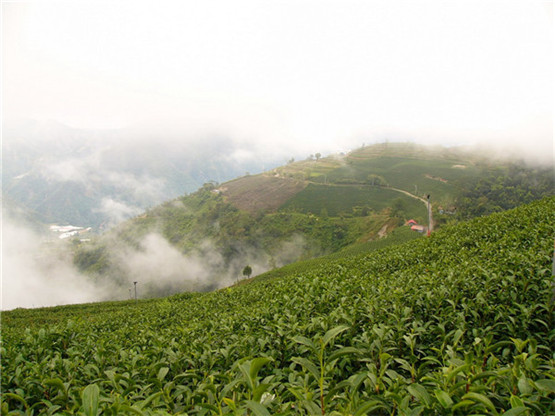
[3,1,553,163]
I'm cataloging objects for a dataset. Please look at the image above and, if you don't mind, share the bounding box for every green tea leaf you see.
[292,335,315,350]
[509,395,524,408]
[249,357,273,381]
[43,378,66,395]
[322,325,349,348]
[119,405,146,415]
[157,367,169,383]
[434,390,453,409]
[407,384,431,407]
[354,400,385,416]
[517,377,533,395]
[328,346,360,362]
[502,407,529,416]
[245,400,270,416]
[462,392,498,415]
[291,357,320,381]
[2,393,28,409]
[534,379,555,393]
[81,384,100,416]
[222,397,236,410]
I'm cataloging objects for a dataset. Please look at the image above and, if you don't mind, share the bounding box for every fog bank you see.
[1,214,115,310]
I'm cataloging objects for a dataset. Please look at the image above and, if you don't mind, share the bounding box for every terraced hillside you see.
[220,142,551,221]
[3,197,554,415]
[221,144,475,215]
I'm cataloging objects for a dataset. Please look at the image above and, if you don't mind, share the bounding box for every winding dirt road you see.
[388,186,433,232]
[307,180,434,232]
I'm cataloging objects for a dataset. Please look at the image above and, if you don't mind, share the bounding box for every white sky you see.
[3,0,554,158]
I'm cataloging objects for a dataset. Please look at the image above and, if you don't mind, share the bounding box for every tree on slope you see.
[242,265,252,279]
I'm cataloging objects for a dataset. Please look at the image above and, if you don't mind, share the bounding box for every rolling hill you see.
[70,143,553,299]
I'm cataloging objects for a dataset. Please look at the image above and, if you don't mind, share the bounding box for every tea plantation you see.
[2,197,554,415]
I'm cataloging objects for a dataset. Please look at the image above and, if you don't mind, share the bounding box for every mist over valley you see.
[2,139,553,310]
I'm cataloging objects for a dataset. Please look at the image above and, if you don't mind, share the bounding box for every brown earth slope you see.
[219,174,307,214]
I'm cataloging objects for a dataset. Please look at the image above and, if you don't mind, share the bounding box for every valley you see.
[68,143,553,300]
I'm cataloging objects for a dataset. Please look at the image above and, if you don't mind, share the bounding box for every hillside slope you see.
[220,143,474,214]
[3,197,554,414]
[220,176,307,214]
[71,143,553,298]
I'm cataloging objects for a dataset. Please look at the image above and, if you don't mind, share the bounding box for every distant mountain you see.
[1,195,50,235]
[2,120,285,230]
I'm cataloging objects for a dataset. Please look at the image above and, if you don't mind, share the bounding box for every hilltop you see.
[72,143,553,298]
[220,142,477,214]
[3,197,554,414]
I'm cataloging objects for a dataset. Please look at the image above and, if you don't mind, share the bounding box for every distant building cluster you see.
[49,225,92,240]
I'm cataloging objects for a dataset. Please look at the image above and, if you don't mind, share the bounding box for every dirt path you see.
[387,187,427,204]
[388,187,433,232]
[377,224,389,238]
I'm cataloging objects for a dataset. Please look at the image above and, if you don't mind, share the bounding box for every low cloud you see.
[41,156,95,184]
[71,230,311,302]
[100,234,252,297]
[40,149,169,204]
[115,234,217,293]
[105,171,167,203]
[1,214,116,310]
[2,201,312,309]
[94,198,144,228]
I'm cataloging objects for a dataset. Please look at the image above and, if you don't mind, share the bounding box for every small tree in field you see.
[242,265,252,280]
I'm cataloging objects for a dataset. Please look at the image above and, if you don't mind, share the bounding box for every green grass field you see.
[280,183,427,220]
[321,156,476,205]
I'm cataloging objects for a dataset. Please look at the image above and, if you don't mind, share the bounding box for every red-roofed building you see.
[411,225,426,233]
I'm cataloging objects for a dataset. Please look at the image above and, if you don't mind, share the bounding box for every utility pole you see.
[133,281,138,304]
[552,239,555,278]
[551,239,554,305]
[426,194,432,236]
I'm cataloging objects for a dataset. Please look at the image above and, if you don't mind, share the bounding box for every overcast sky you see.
[3,1,553,159]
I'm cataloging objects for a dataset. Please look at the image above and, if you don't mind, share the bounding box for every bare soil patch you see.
[221,175,307,214]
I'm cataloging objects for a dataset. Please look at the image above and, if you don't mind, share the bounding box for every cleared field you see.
[346,142,472,161]
[220,174,307,213]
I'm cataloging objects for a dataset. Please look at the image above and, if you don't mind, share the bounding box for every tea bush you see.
[3,197,554,415]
